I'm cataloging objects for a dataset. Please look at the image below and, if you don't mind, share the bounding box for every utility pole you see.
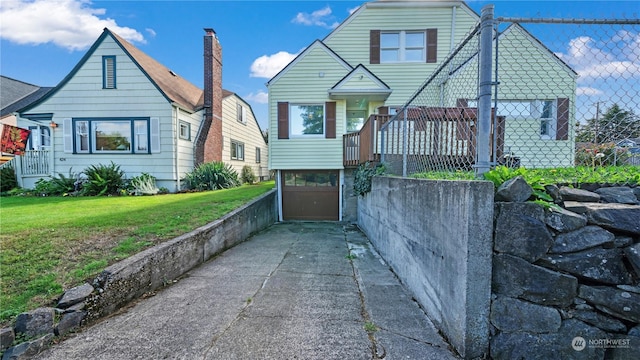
[594,101,601,144]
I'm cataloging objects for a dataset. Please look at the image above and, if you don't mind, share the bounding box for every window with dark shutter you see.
[556,98,570,140]
[370,30,380,64]
[325,102,336,139]
[278,102,289,139]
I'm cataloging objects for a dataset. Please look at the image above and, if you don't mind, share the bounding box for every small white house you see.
[13,28,268,191]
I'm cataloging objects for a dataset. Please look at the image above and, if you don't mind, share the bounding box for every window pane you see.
[76,121,89,152]
[405,49,423,61]
[134,120,147,152]
[381,33,399,48]
[541,101,553,119]
[497,102,532,117]
[381,49,399,62]
[93,121,131,152]
[290,105,324,135]
[405,32,424,48]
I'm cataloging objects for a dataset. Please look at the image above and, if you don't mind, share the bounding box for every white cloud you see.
[145,28,157,38]
[250,51,299,79]
[245,90,268,104]
[0,0,144,51]
[576,87,604,96]
[556,34,639,83]
[292,6,339,29]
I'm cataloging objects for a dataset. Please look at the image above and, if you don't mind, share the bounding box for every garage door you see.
[281,171,339,221]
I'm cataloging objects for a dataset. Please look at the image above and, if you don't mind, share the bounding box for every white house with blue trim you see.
[13,28,267,191]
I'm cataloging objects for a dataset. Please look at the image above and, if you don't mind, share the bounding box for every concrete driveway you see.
[35,222,459,360]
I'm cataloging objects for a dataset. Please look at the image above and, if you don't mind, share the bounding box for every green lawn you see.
[0,181,274,324]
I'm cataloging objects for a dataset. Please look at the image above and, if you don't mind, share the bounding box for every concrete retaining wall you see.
[357,176,494,359]
[85,189,277,321]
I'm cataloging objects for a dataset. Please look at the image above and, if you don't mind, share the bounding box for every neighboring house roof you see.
[0,76,54,117]
[19,28,236,115]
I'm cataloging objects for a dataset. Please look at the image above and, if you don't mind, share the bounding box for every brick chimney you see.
[196,28,223,165]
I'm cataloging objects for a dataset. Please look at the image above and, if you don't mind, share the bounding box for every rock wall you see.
[490,180,640,359]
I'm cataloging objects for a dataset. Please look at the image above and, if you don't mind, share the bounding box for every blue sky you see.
[1,0,638,129]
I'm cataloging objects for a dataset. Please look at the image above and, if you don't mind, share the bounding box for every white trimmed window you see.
[381,31,425,63]
[237,103,247,124]
[231,140,244,160]
[67,118,158,154]
[179,121,190,140]
[290,104,324,136]
[103,56,116,89]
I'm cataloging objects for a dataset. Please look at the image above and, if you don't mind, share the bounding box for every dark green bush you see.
[34,170,79,196]
[241,165,256,184]
[82,162,125,196]
[353,162,386,196]
[1,163,18,192]
[182,161,240,191]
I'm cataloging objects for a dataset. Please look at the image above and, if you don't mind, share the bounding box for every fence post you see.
[402,108,408,177]
[476,4,494,176]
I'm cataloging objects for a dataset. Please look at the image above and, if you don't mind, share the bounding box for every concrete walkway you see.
[36,222,459,360]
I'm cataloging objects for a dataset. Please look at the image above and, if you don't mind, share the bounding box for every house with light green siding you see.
[267,0,575,222]
[13,28,268,191]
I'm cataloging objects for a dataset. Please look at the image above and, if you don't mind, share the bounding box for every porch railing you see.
[19,149,50,175]
[343,114,391,167]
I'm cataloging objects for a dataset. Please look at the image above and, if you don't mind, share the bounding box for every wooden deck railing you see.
[343,108,505,169]
[343,114,391,167]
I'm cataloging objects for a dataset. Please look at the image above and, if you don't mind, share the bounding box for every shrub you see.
[82,162,125,196]
[129,173,159,195]
[241,165,256,184]
[575,143,629,166]
[353,162,386,196]
[35,170,80,196]
[182,161,240,191]
[1,163,18,192]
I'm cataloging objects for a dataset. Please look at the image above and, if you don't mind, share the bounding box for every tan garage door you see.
[281,171,339,221]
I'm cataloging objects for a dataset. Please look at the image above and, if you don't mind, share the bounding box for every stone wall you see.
[490,180,640,359]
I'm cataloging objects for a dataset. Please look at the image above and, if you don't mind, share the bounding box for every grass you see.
[0,181,274,325]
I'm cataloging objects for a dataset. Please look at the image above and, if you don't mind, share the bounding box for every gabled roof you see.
[19,28,209,114]
[323,0,478,43]
[109,30,204,112]
[266,40,353,86]
[0,76,54,117]
[500,23,577,77]
[329,64,391,101]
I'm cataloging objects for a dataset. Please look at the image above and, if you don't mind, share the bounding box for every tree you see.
[576,104,640,144]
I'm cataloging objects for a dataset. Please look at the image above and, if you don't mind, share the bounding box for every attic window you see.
[102,56,116,89]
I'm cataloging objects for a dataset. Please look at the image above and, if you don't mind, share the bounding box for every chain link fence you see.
[381,7,640,178]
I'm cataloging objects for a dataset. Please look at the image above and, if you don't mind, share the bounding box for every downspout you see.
[174,105,180,191]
